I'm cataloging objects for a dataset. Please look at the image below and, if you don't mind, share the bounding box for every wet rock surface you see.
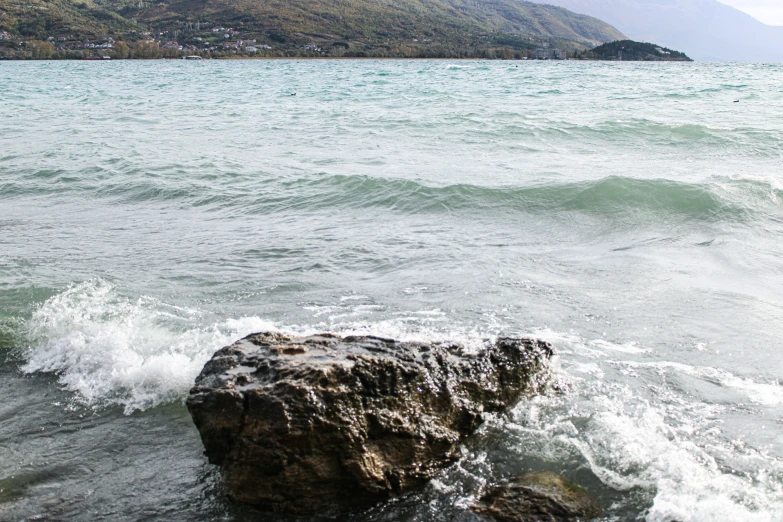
[472,471,601,522]
[187,332,552,513]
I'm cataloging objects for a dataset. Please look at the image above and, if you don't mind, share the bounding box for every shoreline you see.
[0,56,695,62]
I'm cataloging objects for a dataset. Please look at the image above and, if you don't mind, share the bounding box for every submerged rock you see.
[187,332,552,513]
[472,471,601,522]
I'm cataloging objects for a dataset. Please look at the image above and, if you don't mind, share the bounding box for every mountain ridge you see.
[0,0,626,58]
[525,0,783,62]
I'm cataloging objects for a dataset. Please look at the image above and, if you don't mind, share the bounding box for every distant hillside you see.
[581,39,692,61]
[525,0,783,62]
[0,0,626,59]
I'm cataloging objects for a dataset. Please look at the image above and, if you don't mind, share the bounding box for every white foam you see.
[339,294,371,302]
[23,280,277,414]
[590,339,651,354]
[505,328,783,522]
[614,360,783,407]
[307,317,496,354]
[301,304,340,317]
[509,389,783,521]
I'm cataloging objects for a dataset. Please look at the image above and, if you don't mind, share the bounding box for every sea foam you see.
[509,329,783,522]
[23,279,276,414]
[22,281,498,414]
[510,390,783,522]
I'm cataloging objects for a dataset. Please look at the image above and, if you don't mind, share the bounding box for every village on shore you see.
[0,25,589,60]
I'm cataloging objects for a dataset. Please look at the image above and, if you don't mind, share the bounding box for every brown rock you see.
[472,471,601,522]
[187,332,552,513]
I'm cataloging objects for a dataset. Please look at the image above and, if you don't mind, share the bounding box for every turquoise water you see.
[2,60,783,521]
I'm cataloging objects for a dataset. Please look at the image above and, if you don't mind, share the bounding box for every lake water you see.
[2,60,783,521]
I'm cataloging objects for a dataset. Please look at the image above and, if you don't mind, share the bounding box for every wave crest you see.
[23,279,276,414]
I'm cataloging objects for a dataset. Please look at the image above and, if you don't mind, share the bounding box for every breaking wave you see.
[22,280,276,414]
[494,329,783,522]
[506,390,783,522]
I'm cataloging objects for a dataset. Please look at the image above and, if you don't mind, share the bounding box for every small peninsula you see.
[579,40,692,61]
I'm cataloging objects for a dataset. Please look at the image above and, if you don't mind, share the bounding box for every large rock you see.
[187,332,552,513]
[472,472,601,522]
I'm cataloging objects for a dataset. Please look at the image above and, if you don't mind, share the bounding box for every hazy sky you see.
[718,0,783,25]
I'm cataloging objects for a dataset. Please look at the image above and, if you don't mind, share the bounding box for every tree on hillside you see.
[29,40,55,59]
[132,41,161,59]
[114,41,130,59]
